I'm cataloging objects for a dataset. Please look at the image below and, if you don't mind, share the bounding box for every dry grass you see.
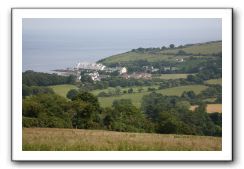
[23,128,221,151]
[190,104,222,113]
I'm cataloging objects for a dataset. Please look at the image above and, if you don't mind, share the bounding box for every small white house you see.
[119,67,127,74]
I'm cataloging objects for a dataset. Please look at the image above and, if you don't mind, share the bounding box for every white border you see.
[12,8,232,161]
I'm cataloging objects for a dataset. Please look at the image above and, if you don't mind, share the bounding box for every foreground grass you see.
[98,85,208,108]
[23,128,221,151]
[49,84,78,98]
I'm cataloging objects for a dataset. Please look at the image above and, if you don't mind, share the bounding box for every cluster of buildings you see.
[54,62,167,82]
[121,72,152,80]
[76,62,128,82]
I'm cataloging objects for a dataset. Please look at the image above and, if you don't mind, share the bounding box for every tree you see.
[115,86,121,95]
[161,46,167,50]
[71,91,102,129]
[169,44,175,49]
[66,89,79,100]
[80,74,93,83]
[128,88,133,93]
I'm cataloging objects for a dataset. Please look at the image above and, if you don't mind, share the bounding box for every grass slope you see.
[99,41,221,64]
[23,128,222,151]
[98,85,208,108]
[49,84,78,98]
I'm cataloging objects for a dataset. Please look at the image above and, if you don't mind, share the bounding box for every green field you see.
[49,84,78,98]
[91,85,159,96]
[160,41,222,55]
[154,73,190,80]
[205,78,222,85]
[99,41,221,64]
[98,85,208,108]
[23,128,221,151]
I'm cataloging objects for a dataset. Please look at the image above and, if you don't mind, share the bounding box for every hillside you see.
[23,128,221,151]
[98,41,222,67]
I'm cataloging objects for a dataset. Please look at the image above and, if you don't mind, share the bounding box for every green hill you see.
[98,41,222,65]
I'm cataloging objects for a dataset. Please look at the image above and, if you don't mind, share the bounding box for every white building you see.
[119,67,127,74]
[88,72,100,81]
[76,62,106,71]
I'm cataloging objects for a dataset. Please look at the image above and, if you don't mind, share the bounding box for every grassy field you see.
[205,78,222,85]
[190,104,222,113]
[49,84,78,98]
[91,85,159,96]
[160,41,222,55]
[98,85,208,108]
[99,41,221,64]
[23,128,222,151]
[153,73,190,80]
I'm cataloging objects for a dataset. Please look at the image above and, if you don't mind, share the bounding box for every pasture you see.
[205,78,222,85]
[23,128,222,151]
[98,85,208,108]
[49,84,78,98]
[190,104,222,113]
[153,73,190,80]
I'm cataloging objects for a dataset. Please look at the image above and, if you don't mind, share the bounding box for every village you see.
[53,61,182,82]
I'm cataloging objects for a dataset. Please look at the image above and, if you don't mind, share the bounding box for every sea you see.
[23,36,221,73]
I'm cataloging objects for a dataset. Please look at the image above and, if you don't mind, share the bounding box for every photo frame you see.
[12,8,233,161]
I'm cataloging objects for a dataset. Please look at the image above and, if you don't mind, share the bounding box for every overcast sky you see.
[23,18,222,44]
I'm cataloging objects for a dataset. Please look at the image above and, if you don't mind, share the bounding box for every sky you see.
[22,18,222,72]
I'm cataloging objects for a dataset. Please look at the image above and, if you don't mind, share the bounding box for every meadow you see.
[97,85,208,108]
[205,78,222,85]
[49,84,78,98]
[153,73,190,80]
[190,104,222,113]
[100,41,221,64]
[23,128,222,151]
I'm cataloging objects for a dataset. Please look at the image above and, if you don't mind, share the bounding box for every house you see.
[119,67,127,74]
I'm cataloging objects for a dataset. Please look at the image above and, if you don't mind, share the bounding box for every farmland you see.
[99,41,221,65]
[23,128,222,151]
[153,73,190,80]
[49,84,78,98]
[97,85,208,108]
[190,104,222,113]
[205,78,222,85]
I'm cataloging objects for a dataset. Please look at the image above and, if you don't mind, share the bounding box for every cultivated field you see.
[153,73,190,80]
[98,85,208,108]
[205,78,222,85]
[190,104,222,113]
[23,128,222,151]
[49,84,78,98]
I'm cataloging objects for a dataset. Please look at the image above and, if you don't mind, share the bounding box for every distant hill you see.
[98,41,222,65]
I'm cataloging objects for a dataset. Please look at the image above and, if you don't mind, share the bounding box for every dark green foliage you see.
[22,94,72,128]
[22,85,54,97]
[141,93,218,136]
[103,99,154,133]
[80,74,93,83]
[70,91,102,129]
[128,88,133,93]
[66,89,79,100]
[209,113,222,126]
[169,44,175,48]
[23,71,75,86]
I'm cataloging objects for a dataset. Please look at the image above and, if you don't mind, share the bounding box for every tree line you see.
[23,91,222,137]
